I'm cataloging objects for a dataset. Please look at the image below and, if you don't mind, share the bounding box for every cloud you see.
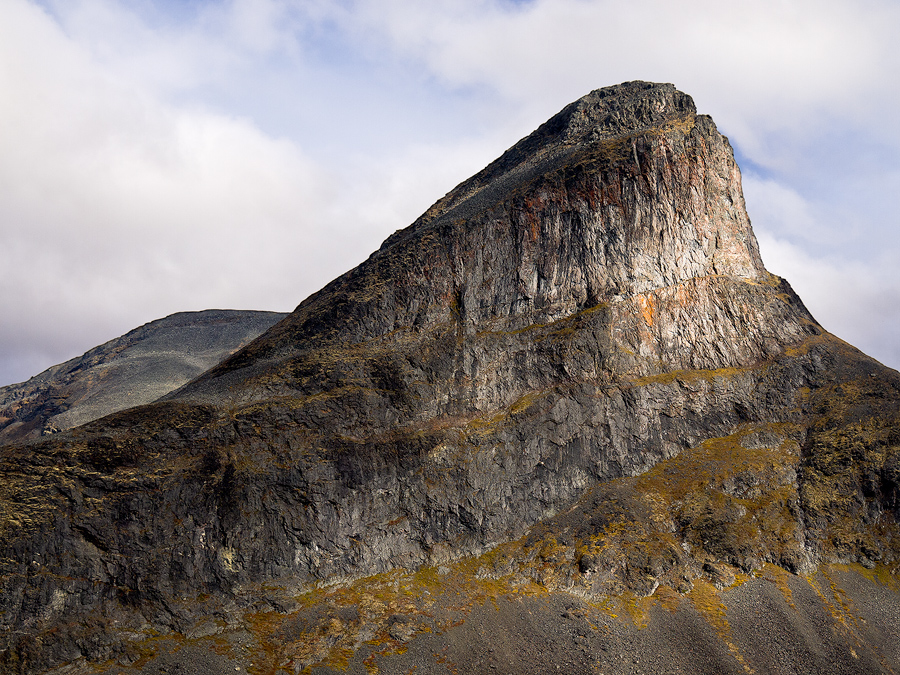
[741,178,823,243]
[743,170,900,368]
[0,0,508,386]
[343,0,900,125]
[756,232,900,370]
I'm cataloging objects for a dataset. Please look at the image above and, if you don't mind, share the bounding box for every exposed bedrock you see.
[1,81,898,673]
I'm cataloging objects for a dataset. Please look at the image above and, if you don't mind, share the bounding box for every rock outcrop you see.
[0,81,897,674]
[0,309,287,444]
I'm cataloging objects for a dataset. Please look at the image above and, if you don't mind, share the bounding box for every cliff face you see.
[0,310,287,444]
[1,81,898,674]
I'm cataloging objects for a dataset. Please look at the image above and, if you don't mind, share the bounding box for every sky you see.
[1,0,898,387]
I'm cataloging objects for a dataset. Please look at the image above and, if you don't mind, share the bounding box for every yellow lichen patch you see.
[475,319,550,340]
[653,584,682,613]
[234,386,373,416]
[610,584,684,629]
[510,390,545,416]
[832,562,900,592]
[464,390,549,435]
[803,570,862,646]
[476,300,609,343]
[660,113,697,137]
[239,543,560,674]
[759,563,796,609]
[363,641,410,674]
[831,582,860,626]
[688,580,728,634]
[630,365,748,388]
[798,389,900,564]
[782,331,844,359]
[243,610,289,675]
[746,272,784,289]
[636,425,799,503]
[812,564,900,674]
[688,580,753,674]
[464,410,508,434]
[617,591,652,629]
[107,633,173,671]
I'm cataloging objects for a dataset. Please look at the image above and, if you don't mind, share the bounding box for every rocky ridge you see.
[0,310,287,444]
[0,81,898,674]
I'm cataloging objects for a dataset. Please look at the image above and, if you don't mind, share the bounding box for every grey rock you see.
[0,81,898,674]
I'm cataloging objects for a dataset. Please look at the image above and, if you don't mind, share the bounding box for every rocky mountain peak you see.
[183,81,772,401]
[379,82,728,264]
[2,82,898,675]
[525,80,696,145]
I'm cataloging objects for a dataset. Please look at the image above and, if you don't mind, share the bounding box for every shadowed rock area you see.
[0,310,287,444]
[0,81,897,674]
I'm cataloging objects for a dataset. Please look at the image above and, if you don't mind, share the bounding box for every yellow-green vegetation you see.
[804,570,860,643]
[635,425,804,570]
[239,558,548,674]
[758,563,795,609]
[630,365,749,388]
[237,421,813,673]
[782,330,856,359]
[796,564,900,672]
[132,344,900,674]
[747,271,802,307]
[659,113,697,137]
[604,588,680,630]
[465,389,549,436]
[474,300,609,344]
[800,372,900,561]
[689,579,754,674]
[833,562,900,592]
[223,397,900,674]
[0,467,60,541]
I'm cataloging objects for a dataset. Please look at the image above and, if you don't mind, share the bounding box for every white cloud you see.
[756,232,900,370]
[741,177,822,242]
[345,0,899,123]
[744,169,900,369]
[0,0,509,385]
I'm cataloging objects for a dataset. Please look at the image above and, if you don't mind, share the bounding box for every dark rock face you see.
[0,81,898,674]
[0,309,287,444]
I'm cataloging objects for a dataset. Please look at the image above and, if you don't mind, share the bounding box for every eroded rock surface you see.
[0,81,898,674]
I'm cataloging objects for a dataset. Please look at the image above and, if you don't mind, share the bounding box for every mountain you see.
[0,310,287,445]
[1,81,898,675]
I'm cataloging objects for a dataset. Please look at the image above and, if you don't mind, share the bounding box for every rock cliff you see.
[0,310,287,444]
[0,81,897,674]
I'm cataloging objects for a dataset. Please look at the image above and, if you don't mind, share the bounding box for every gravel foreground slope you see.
[92,565,898,675]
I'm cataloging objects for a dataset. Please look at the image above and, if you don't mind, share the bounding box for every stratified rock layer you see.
[0,309,287,444]
[0,81,897,674]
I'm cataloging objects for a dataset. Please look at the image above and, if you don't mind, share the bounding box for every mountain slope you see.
[0,310,287,444]
[0,81,897,674]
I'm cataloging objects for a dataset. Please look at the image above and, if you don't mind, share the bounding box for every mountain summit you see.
[2,82,898,674]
